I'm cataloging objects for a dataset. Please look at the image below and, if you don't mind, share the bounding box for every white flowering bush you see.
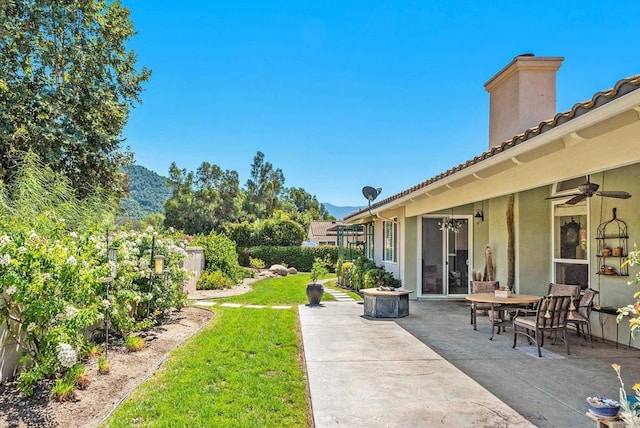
[0,154,190,395]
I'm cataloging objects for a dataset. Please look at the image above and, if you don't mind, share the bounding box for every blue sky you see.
[122,1,639,206]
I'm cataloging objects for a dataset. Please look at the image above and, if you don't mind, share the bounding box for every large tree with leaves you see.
[163,161,242,235]
[0,0,150,198]
[244,151,285,220]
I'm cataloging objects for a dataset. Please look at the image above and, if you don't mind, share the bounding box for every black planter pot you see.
[306,283,324,305]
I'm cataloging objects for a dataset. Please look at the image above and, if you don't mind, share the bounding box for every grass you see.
[103,274,317,427]
[218,273,336,305]
[125,335,145,352]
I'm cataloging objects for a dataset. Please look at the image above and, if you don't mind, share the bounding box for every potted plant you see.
[307,256,329,305]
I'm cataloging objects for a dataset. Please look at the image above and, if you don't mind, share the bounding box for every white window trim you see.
[383,219,397,263]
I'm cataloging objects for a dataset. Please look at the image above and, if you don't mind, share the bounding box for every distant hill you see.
[323,203,365,220]
[119,165,171,220]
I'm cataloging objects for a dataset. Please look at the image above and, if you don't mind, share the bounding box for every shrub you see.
[98,356,111,375]
[195,232,248,284]
[125,335,145,352]
[50,378,76,402]
[363,267,401,289]
[348,257,377,291]
[335,260,354,287]
[255,218,305,246]
[310,255,331,283]
[66,364,90,390]
[249,257,265,270]
[197,270,231,290]
[240,246,339,272]
[224,221,256,248]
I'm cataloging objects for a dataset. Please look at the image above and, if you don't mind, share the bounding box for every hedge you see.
[239,246,339,272]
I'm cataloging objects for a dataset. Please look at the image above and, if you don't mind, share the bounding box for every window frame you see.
[383,219,397,263]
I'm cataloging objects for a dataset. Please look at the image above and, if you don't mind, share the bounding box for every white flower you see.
[66,256,77,266]
[0,235,11,246]
[69,232,78,238]
[145,226,154,233]
[56,343,77,368]
[156,240,164,248]
[139,258,149,269]
[17,246,26,254]
[147,293,153,300]
[126,304,132,312]
[5,285,17,295]
[134,294,142,303]
[102,299,111,309]
[98,313,105,320]
[65,305,78,319]
[41,273,51,281]
[27,322,36,332]
[0,254,11,266]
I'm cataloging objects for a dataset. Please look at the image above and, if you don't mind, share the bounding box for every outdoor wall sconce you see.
[474,209,484,224]
[153,255,165,275]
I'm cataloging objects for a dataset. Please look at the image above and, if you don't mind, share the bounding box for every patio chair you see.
[512,295,572,357]
[567,288,599,345]
[469,280,500,330]
[547,283,580,301]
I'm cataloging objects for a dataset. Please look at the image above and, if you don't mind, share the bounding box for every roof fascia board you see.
[345,90,640,223]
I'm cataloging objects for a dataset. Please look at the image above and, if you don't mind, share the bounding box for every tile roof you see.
[345,74,640,220]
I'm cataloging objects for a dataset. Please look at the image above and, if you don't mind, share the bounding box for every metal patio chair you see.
[512,295,573,357]
[567,288,598,346]
[469,280,500,330]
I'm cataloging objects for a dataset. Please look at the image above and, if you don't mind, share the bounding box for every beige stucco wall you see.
[587,165,640,347]
[516,186,553,295]
[403,216,417,297]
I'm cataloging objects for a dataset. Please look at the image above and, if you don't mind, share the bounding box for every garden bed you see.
[0,306,213,428]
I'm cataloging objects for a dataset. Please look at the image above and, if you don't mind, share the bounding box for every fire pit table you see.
[361,289,412,318]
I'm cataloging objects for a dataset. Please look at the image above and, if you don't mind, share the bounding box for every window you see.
[364,222,374,260]
[552,201,588,287]
[383,219,397,262]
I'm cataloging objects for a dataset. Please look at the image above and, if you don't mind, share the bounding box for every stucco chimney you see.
[484,54,564,149]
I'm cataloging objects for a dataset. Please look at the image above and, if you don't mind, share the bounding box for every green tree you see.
[0,0,150,198]
[281,186,332,230]
[244,151,285,219]
[163,161,242,235]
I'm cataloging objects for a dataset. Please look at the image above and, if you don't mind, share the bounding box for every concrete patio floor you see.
[299,299,640,428]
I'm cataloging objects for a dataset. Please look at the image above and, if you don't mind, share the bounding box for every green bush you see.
[224,221,256,248]
[240,246,339,272]
[195,232,249,284]
[363,266,401,289]
[197,270,231,290]
[255,218,305,246]
[347,257,376,291]
[249,257,265,269]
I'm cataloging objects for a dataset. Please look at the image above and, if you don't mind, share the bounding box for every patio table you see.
[465,292,540,340]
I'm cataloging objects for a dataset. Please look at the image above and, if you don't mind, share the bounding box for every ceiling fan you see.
[546,176,632,205]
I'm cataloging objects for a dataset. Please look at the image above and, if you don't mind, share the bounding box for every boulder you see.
[287,267,298,275]
[269,264,289,276]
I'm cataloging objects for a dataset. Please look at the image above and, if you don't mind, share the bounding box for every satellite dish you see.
[362,186,382,202]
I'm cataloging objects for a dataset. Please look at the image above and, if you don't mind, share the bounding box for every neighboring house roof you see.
[307,220,341,242]
[344,74,640,221]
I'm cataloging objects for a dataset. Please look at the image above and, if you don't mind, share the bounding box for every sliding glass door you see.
[421,217,470,296]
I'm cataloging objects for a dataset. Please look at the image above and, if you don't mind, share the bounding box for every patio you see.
[300,299,640,427]
[397,299,640,427]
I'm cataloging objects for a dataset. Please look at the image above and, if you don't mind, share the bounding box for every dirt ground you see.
[0,306,214,428]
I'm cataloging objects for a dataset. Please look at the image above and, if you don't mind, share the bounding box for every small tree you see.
[310,256,330,284]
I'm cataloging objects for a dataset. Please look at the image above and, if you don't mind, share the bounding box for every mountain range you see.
[119,165,362,221]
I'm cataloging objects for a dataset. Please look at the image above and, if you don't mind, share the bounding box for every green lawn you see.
[219,273,338,305]
[103,273,346,427]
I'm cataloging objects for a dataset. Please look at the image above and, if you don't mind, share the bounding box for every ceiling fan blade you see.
[597,190,632,199]
[565,194,588,205]
[545,193,579,200]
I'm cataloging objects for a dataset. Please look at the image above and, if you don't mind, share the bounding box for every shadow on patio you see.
[396,300,640,427]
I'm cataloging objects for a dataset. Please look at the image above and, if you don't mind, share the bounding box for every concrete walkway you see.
[299,302,534,427]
